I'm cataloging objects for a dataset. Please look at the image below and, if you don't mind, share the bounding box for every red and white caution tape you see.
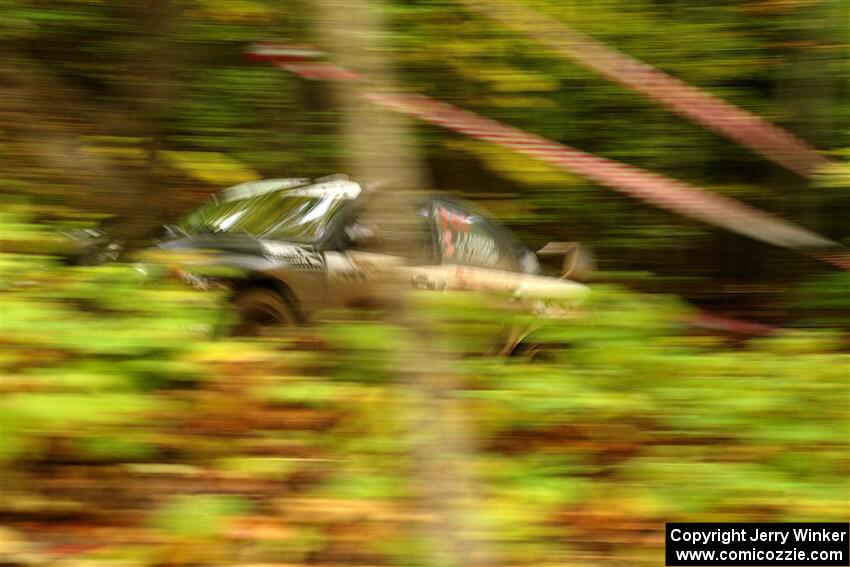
[246,43,850,269]
[458,0,831,178]
[246,42,365,81]
[691,311,777,337]
[244,42,326,63]
[277,61,363,81]
[365,92,848,267]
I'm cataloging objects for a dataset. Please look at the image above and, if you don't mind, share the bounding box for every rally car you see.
[151,174,591,336]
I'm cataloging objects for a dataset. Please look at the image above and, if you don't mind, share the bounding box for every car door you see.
[324,202,440,308]
[168,191,333,317]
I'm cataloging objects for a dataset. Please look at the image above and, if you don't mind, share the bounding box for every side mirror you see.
[536,241,595,282]
[345,221,379,249]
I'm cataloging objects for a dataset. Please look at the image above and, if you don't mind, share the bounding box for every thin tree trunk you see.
[312,2,495,565]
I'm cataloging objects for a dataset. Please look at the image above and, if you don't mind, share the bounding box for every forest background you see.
[1,1,848,566]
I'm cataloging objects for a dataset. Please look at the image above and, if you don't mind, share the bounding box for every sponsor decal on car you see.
[260,241,326,271]
[436,205,502,266]
[325,251,369,282]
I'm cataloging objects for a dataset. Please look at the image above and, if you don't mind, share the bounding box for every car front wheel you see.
[232,287,298,337]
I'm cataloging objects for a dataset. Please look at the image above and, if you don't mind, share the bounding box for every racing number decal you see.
[437,206,470,260]
[436,206,504,268]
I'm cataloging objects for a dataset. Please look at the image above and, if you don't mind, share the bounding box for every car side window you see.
[433,203,517,271]
[180,190,354,244]
[178,197,253,235]
[341,206,439,264]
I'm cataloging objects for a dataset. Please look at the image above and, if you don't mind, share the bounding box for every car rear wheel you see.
[232,287,298,337]
[509,340,560,363]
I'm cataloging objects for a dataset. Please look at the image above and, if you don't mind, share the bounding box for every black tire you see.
[231,287,299,337]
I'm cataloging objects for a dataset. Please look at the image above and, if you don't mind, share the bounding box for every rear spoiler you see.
[536,241,595,282]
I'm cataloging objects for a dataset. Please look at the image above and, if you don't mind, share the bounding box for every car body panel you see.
[150,176,588,328]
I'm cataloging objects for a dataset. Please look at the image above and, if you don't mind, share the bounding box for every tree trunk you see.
[312,1,496,565]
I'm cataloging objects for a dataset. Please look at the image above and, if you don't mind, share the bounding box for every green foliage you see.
[3,0,849,562]
[1,208,847,565]
[150,494,252,537]
[791,272,850,330]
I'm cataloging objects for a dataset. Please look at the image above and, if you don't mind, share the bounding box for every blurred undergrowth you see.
[1,209,848,567]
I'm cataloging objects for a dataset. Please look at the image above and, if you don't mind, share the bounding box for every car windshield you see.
[179,190,351,243]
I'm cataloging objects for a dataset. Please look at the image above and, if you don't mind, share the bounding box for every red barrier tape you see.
[458,0,831,178]
[691,311,776,337]
[365,92,845,258]
[247,45,850,270]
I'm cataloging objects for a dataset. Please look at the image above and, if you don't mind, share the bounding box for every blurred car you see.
[146,174,591,336]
